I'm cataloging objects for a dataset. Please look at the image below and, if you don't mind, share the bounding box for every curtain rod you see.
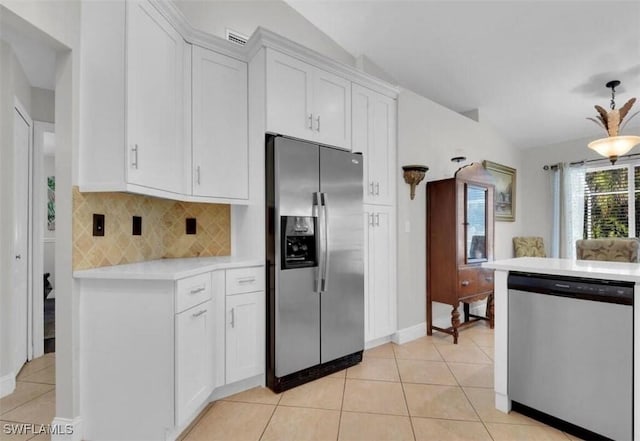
[542,152,640,170]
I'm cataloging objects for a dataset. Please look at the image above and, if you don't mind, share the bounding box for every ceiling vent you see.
[226,29,248,46]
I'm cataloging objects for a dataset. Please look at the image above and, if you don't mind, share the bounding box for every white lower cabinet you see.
[226,291,265,384]
[79,264,265,441]
[364,205,397,342]
[176,300,214,426]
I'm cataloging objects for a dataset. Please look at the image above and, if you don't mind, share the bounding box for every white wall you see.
[0,39,32,383]
[396,88,524,330]
[519,136,603,254]
[0,0,81,425]
[31,86,54,123]
[173,0,355,66]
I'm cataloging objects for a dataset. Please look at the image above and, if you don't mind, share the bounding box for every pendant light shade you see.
[588,135,640,164]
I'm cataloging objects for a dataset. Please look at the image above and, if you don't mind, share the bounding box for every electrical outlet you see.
[186,218,197,235]
[93,214,105,237]
[132,216,142,236]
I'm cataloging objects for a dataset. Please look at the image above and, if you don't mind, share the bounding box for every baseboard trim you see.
[392,322,426,345]
[50,417,82,441]
[364,335,393,350]
[209,374,264,401]
[0,371,16,398]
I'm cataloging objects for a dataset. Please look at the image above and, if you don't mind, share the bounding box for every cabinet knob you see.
[461,280,470,287]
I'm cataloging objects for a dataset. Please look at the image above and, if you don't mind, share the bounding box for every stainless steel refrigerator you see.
[266,136,364,392]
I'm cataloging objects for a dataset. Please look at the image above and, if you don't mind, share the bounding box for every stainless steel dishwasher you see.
[508,272,633,441]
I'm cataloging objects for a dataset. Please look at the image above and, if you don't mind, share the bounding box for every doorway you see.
[12,100,32,372]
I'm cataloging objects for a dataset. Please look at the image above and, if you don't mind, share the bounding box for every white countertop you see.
[483,257,640,283]
[73,256,264,281]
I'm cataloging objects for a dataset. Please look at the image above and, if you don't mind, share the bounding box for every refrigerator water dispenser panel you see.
[281,216,317,269]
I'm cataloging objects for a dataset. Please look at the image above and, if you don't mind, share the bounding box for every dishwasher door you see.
[509,280,632,441]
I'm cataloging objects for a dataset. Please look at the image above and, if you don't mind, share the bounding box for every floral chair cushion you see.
[513,237,546,257]
[575,238,640,263]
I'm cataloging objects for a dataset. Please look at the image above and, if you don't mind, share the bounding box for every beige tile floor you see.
[0,353,55,441]
[182,324,581,441]
[0,327,584,441]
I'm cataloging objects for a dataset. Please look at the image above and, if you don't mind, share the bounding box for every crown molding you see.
[151,1,399,98]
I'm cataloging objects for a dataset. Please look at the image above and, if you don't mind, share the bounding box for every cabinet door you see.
[352,85,396,205]
[175,300,213,426]
[266,50,313,141]
[192,46,248,199]
[368,95,396,205]
[364,206,396,342]
[127,0,186,194]
[313,68,351,150]
[226,291,264,384]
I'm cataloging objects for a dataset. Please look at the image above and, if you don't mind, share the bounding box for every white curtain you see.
[551,163,585,258]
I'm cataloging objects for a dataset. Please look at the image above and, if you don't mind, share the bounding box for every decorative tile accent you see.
[72,187,231,270]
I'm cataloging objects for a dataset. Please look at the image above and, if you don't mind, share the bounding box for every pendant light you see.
[586,80,640,164]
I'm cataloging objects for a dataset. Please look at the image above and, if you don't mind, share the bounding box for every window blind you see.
[583,167,629,238]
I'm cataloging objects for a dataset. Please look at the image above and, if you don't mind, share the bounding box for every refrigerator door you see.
[319,147,364,363]
[274,137,321,377]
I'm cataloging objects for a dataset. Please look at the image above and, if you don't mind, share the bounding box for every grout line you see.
[394,348,417,441]
[0,388,55,417]
[257,401,278,441]
[336,374,347,441]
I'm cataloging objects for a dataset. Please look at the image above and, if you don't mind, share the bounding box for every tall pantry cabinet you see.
[352,84,398,344]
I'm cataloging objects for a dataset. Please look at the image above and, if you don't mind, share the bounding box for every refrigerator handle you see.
[313,192,323,293]
[321,193,330,292]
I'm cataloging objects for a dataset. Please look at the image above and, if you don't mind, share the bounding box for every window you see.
[583,163,640,239]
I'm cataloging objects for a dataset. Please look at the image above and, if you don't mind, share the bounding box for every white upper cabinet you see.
[351,84,396,206]
[266,49,351,150]
[126,0,188,194]
[192,46,248,201]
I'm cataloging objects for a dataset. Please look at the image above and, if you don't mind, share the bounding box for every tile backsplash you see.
[73,187,231,270]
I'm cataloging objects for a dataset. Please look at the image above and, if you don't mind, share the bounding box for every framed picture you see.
[483,160,516,222]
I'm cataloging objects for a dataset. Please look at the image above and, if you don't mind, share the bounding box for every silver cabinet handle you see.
[308,114,313,130]
[461,280,470,287]
[316,115,321,132]
[237,277,256,284]
[369,182,374,195]
[196,165,201,185]
[190,287,206,295]
[131,144,139,169]
[230,308,235,328]
[192,309,207,318]
[375,213,380,226]
[368,213,374,227]
[375,182,380,195]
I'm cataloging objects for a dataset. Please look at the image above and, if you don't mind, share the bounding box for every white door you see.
[313,68,351,150]
[352,85,372,197]
[175,300,214,426]
[126,0,186,194]
[226,291,264,384]
[266,50,313,141]
[192,46,248,200]
[13,105,31,369]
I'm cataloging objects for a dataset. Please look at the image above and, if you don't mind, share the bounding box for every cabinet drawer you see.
[176,273,212,313]
[457,267,479,297]
[226,267,264,295]
[477,268,495,292]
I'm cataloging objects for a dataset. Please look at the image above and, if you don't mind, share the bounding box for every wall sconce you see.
[402,165,429,200]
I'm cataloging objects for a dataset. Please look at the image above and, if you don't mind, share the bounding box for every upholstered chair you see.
[575,238,640,263]
[513,237,546,257]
